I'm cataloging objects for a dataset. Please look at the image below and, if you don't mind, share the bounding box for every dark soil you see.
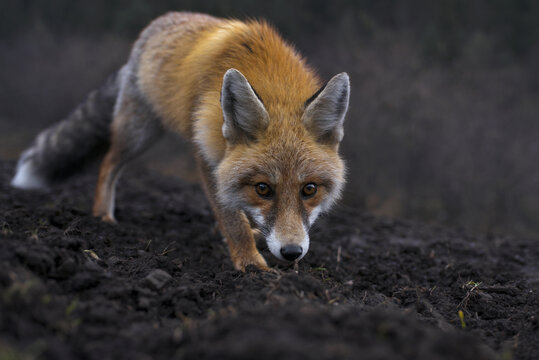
[0,160,537,359]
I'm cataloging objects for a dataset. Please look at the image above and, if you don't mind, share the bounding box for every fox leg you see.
[93,91,162,223]
[216,207,269,271]
[197,157,268,271]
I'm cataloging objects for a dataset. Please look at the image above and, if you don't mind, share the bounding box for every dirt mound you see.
[0,160,537,359]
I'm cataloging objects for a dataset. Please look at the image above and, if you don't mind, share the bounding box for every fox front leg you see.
[217,208,269,271]
[197,157,268,271]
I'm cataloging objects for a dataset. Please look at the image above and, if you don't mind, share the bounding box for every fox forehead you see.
[225,138,343,187]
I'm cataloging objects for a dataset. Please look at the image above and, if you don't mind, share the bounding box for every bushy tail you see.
[11,72,119,189]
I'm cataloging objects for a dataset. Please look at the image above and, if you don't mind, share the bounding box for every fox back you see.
[136,14,324,160]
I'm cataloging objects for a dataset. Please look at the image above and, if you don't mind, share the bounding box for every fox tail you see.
[11,72,119,189]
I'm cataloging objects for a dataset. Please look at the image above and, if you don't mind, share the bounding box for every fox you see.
[11,12,350,271]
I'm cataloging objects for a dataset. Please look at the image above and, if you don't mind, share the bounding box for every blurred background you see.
[1,0,538,238]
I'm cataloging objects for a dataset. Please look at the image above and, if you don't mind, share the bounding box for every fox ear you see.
[221,69,269,143]
[302,72,350,144]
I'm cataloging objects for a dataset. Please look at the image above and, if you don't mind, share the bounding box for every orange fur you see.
[138,14,321,163]
[91,12,348,271]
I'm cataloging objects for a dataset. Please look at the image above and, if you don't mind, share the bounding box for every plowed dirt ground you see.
[1,161,537,359]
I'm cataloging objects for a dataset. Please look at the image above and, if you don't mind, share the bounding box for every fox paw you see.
[232,251,269,272]
[100,215,117,224]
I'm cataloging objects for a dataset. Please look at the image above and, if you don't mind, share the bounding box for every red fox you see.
[11,12,350,271]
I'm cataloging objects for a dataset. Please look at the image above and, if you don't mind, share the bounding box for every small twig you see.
[159,243,176,256]
[336,246,342,271]
[361,291,367,302]
[144,239,153,251]
[458,280,482,309]
[63,218,81,238]
[160,242,177,256]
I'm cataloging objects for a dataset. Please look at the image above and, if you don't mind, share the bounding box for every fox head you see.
[216,68,349,262]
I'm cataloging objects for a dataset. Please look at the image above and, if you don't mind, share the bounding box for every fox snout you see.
[265,226,310,262]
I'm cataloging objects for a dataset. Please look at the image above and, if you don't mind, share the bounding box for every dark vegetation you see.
[1,1,538,237]
[0,161,537,359]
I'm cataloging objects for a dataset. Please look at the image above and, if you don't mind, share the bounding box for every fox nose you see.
[280,244,303,261]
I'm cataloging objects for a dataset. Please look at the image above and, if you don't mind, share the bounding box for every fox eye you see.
[302,183,317,198]
[255,183,273,198]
